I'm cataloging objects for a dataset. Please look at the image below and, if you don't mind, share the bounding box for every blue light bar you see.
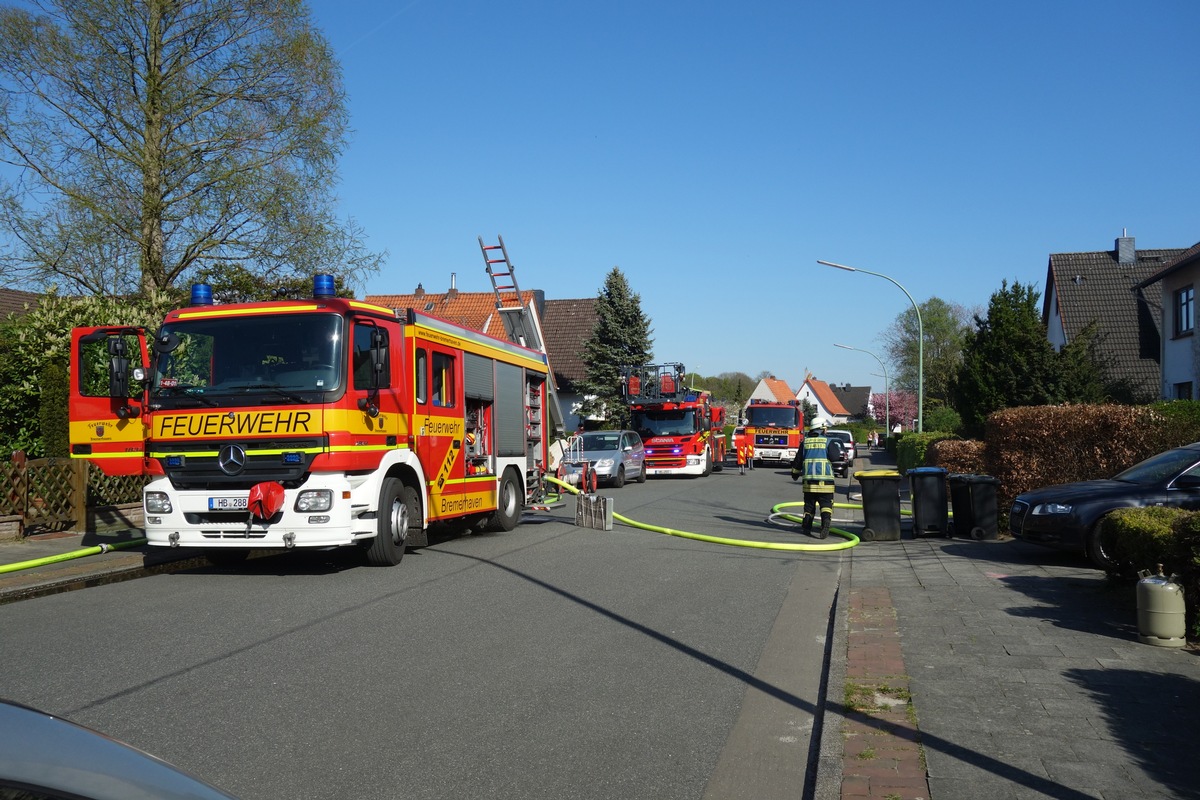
[166,455,185,467]
[313,274,336,298]
[190,284,213,306]
[282,452,304,464]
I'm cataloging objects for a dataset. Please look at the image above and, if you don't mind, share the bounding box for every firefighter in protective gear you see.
[790,423,844,538]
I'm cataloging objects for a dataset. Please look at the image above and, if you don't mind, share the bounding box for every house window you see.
[1175,382,1193,401]
[1175,285,1194,336]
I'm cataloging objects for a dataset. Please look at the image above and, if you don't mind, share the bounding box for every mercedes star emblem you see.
[217,444,247,475]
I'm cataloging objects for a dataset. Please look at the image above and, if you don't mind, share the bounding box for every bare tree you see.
[0,0,382,296]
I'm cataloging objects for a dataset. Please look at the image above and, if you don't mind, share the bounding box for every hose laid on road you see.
[0,537,148,575]
[544,476,859,552]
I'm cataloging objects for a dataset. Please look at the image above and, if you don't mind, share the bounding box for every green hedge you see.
[895,431,957,475]
[1103,507,1200,640]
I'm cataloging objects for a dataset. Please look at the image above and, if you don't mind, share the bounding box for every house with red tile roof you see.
[365,276,541,342]
[742,375,796,420]
[795,373,851,426]
[748,376,795,404]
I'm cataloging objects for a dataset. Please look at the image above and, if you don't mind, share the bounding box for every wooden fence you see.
[1,454,145,541]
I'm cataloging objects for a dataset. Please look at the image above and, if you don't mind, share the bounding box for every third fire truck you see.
[743,397,803,465]
[621,363,726,477]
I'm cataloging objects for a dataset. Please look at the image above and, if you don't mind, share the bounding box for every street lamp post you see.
[818,260,923,432]
[835,343,889,435]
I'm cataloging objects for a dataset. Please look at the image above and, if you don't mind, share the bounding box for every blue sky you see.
[310,0,1199,392]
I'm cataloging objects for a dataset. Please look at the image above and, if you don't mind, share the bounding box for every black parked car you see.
[1009,442,1200,570]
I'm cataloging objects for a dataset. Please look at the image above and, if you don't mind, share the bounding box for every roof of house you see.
[1134,241,1200,289]
[541,298,598,392]
[0,288,41,318]
[363,287,540,341]
[1044,241,1187,398]
[804,376,851,417]
[757,376,795,402]
[828,384,872,418]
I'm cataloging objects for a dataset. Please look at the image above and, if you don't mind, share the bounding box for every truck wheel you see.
[701,447,712,477]
[367,477,414,566]
[485,470,522,532]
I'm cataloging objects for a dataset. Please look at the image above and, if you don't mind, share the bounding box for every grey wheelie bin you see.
[908,466,948,537]
[856,469,902,541]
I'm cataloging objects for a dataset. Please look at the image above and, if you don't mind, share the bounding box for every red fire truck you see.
[621,363,726,477]
[743,398,803,466]
[68,275,554,566]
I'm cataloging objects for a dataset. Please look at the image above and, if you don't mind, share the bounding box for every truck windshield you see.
[633,409,696,437]
[746,406,799,428]
[150,313,344,406]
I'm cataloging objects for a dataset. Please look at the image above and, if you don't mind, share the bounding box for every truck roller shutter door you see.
[496,362,524,457]
[464,353,495,401]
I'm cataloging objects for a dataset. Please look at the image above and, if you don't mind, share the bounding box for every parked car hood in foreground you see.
[0,699,237,799]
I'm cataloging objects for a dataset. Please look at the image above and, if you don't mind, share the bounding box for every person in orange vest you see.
[746,436,755,470]
[736,439,749,475]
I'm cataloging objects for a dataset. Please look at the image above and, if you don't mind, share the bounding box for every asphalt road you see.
[0,461,846,800]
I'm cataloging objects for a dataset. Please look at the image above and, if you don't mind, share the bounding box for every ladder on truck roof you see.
[479,235,566,440]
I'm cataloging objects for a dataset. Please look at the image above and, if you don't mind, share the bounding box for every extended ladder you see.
[479,235,567,440]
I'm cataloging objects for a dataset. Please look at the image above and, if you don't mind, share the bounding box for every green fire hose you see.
[545,476,860,552]
[0,538,148,575]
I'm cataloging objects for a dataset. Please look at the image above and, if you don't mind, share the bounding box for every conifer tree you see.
[578,268,653,429]
[955,280,1060,436]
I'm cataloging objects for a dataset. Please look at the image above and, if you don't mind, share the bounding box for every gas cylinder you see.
[1136,565,1187,648]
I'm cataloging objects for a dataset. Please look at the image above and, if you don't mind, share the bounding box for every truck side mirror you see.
[107,337,130,399]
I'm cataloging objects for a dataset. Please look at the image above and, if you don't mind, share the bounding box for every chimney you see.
[447,273,458,300]
[414,282,425,298]
[1116,229,1135,265]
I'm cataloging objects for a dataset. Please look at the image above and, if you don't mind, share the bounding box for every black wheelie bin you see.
[908,466,948,537]
[966,474,1001,540]
[856,469,903,541]
[947,473,974,538]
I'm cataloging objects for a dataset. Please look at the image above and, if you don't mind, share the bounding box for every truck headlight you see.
[145,491,172,514]
[295,490,333,513]
[1032,502,1072,515]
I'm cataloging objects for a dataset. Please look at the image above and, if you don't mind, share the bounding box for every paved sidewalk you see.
[818,477,1200,800]
[0,528,206,605]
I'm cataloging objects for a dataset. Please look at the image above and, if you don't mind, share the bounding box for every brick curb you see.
[841,586,930,800]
